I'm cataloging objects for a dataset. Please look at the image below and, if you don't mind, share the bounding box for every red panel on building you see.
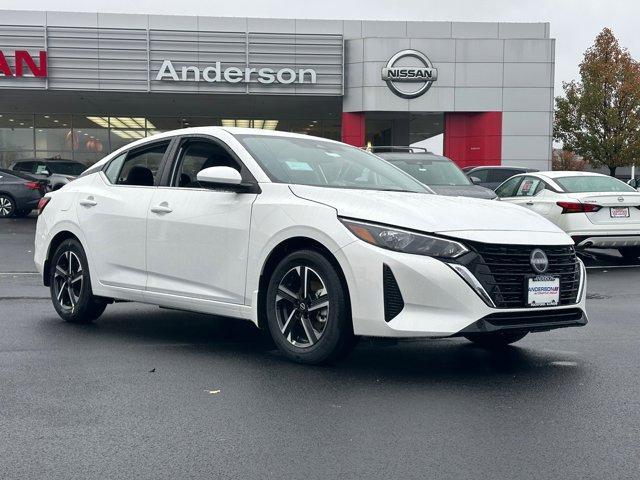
[341,112,365,147]
[443,112,502,168]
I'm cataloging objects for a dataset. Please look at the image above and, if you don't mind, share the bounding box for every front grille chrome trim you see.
[448,263,496,308]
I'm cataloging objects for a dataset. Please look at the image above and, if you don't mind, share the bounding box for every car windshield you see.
[555,175,636,193]
[47,162,86,176]
[385,157,471,186]
[234,134,430,193]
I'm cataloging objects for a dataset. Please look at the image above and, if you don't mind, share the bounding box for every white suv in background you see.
[35,128,587,364]
[496,171,640,259]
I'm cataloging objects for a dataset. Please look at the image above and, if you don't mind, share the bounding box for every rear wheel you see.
[464,330,527,348]
[49,238,107,323]
[618,247,640,260]
[0,194,15,218]
[265,249,356,364]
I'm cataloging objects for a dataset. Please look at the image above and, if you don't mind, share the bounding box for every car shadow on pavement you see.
[36,301,586,388]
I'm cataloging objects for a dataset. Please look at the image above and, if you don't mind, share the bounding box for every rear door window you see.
[34,163,50,175]
[495,176,523,198]
[103,141,170,186]
[469,168,489,182]
[515,176,542,197]
[13,161,35,173]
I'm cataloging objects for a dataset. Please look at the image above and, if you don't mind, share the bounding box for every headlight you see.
[340,218,469,258]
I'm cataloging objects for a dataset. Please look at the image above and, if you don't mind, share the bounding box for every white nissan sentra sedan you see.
[495,171,640,259]
[34,128,587,364]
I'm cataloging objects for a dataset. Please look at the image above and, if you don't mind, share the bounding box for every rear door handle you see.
[526,201,534,206]
[150,203,172,214]
[79,197,97,207]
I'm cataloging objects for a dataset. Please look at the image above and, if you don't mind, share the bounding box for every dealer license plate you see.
[527,275,560,307]
[610,207,630,218]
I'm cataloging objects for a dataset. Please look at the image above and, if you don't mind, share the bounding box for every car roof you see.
[376,152,451,162]
[12,158,76,163]
[533,170,607,179]
[86,126,350,171]
[468,165,537,171]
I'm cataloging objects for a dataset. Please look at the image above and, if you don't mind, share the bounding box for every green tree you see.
[554,28,640,176]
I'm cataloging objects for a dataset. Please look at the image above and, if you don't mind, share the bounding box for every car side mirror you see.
[627,178,638,189]
[469,176,481,185]
[41,169,51,176]
[196,166,260,193]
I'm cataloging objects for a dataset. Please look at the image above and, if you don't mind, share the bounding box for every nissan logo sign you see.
[530,249,549,274]
[381,49,438,99]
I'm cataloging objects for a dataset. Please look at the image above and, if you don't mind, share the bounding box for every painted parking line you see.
[0,272,40,275]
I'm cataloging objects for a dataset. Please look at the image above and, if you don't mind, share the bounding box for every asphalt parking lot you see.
[1,215,639,480]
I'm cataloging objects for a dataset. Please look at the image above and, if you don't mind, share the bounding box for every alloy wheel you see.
[53,250,84,310]
[275,265,330,348]
[0,196,14,217]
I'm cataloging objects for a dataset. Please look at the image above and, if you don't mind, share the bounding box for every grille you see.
[465,242,580,309]
[383,264,404,322]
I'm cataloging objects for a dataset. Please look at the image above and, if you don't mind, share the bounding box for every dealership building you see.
[0,9,555,170]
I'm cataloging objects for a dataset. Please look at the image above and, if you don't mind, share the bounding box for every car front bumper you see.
[570,233,640,249]
[336,240,587,338]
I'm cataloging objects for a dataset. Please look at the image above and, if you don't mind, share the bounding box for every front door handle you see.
[526,201,534,206]
[150,203,172,214]
[79,197,97,207]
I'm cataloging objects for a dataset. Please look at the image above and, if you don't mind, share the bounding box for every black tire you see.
[265,249,356,364]
[49,238,107,323]
[464,330,528,348]
[0,193,16,218]
[618,247,640,260]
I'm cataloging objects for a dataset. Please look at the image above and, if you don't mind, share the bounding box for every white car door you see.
[145,135,258,306]
[76,139,172,297]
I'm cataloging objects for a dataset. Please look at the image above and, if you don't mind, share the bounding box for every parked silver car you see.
[374,147,497,200]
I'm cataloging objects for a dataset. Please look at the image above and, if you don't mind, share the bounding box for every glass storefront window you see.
[289,119,322,137]
[0,114,34,153]
[366,118,393,146]
[73,116,109,165]
[0,113,345,168]
[35,115,73,156]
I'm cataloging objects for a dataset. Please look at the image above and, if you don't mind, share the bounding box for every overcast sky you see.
[3,0,640,95]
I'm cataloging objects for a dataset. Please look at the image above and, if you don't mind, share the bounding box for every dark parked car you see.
[10,158,87,191]
[373,147,497,200]
[0,168,46,218]
[464,166,538,190]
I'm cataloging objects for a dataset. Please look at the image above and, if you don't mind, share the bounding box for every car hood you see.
[428,184,497,200]
[290,185,566,238]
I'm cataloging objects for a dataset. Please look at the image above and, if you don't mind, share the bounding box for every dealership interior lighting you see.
[221,119,278,130]
[86,116,156,139]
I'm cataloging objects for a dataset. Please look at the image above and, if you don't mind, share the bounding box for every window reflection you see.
[0,114,344,168]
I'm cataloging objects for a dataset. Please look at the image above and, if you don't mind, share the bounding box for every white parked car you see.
[34,128,587,364]
[495,171,640,259]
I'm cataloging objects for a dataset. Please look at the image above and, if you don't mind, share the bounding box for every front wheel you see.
[265,249,356,364]
[618,247,640,260]
[49,238,107,323]
[464,330,527,348]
